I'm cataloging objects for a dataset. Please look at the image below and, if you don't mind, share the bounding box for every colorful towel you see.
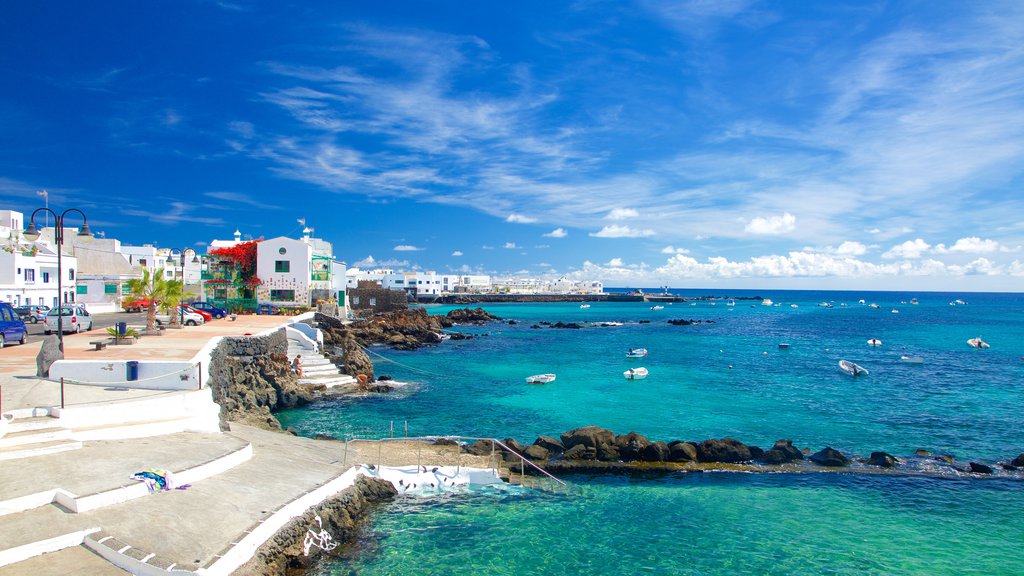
[130,469,186,492]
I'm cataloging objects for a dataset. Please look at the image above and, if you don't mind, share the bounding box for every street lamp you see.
[24,208,92,352]
[170,248,199,324]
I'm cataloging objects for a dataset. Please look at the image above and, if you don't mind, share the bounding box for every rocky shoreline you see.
[461,425,1024,478]
[237,475,398,575]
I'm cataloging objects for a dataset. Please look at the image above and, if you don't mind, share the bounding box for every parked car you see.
[189,301,228,319]
[14,305,49,323]
[154,309,205,326]
[44,305,94,334]
[0,302,29,347]
[180,305,212,322]
[123,298,156,313]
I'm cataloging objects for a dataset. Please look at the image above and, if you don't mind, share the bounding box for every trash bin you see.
[126,360,139,381]
[117,322,127,336]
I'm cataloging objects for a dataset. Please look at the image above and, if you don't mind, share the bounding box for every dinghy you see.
[525,374,557,384]
[867,338,883,347]
[623,367,649,380]
[626,348,648,358]
[839,360,869,376]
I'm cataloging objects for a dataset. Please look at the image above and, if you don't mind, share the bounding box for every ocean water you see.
[278,290,1024,575]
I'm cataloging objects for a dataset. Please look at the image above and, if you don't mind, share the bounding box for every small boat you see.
[967,337,990,349]
[839,360,869,376]
[650,305,664,310]
[525,374,556,384]
[762,299,774,306]
[626,348,648,358]
[891,309,899,314]
[900,355,924,364]
[955,299,966,305]
[867,338,883,347]
[868,303,880,309]
[818,302,833,308]
[910,298,919,305]
[624,367,649,380]
[858,299,866,304]
[579,304,591,309]
[790,304,799,308]
[778,343,790,350]
[726,300,735,307]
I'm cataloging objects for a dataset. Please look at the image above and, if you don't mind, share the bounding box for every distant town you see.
[0,209,606,317]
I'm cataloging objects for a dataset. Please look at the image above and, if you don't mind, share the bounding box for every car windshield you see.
[47,307,77,316]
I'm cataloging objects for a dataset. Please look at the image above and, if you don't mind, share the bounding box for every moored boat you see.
[762,299,774,306]
[526,373,557,384]
[867,338,883,347]
[900,355,924,364]
[624,367,649,380]
[838,360,869,376]
[580,304,591,309]
[626,348,648,358]
[650,305,664,310]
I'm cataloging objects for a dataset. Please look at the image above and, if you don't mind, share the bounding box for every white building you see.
[490,277,603,295]
[252,229,347,311]
[0,210,79,307]
[345,268,491,296]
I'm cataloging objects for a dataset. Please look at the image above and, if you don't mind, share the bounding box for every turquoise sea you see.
[279,290,1024,575]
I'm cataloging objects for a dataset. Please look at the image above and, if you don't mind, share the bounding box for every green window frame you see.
[270,289,295,301]
[104,283,118,294]
[76,285,88,295]
[274,260,290,273]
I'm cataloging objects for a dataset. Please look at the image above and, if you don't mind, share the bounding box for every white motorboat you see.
[967,337,990,349]
[525,373,556,384]
[626,348,648,358]
[910,298,919,305]
[858,299,866,304]
[624,367,649,380]
[790,304,799,308]
[726,300,736,307]
[867,338,883,347]
[955,299,966,305]
[900,355,924,364]
[818,302,833,308]
[868,303,880,309]
[839,360,869,376]
[650,305,664,310]
[891,309,899,314]
[762,299,774,306]
[580,304,591,309]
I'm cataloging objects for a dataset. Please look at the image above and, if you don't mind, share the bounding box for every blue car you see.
[0,302,29,348]
[189,301,228,319]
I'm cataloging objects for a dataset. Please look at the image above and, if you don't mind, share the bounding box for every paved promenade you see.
[0,313,500,575]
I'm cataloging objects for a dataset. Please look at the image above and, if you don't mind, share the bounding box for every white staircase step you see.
[301,366,339,377]
[0,427,72,448]
[298,375,356,389]
[0,440,83,462]
[5,416,61,433]
[295,357,331,366]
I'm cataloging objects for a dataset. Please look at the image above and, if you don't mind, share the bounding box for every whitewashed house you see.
[253,229,347,312]
[0,210,79,307]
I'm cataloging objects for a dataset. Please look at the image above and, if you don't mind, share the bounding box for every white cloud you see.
[948,237,1002,254]
[606,208,639,220]
[606,257,624,266]
[451,250,463,256]
[393,245,423,251]
[882,238,931,259]
[481,245,494,250]
[590,225,655,238]
[834,241,867,256]
[744,213,796,235]
[661,245,690,255]
[504,242,519,249]
[543,228,568,238]
[506,213,538,224]
[353,255,376,267]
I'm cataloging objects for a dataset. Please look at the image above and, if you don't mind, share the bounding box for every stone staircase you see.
[0,416,82,462]
[287,338,356,389]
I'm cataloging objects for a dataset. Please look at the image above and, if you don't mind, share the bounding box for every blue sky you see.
[2,1,1023,290]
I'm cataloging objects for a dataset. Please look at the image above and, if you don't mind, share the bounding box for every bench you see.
[89,340,108,351]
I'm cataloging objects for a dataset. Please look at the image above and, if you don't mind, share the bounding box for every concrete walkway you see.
[0,424,496,574]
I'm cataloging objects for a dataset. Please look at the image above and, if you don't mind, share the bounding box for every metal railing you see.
[341,433,570,495]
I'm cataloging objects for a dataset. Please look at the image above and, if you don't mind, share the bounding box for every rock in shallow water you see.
[968,462,993,474]
[867,452,899,468]
[696,438,753,463]
[809,447,850,467]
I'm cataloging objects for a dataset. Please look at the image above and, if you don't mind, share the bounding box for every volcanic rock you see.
[696,438,754,463]
[534,436,565,454]
[615,432,652,461]
[561,426,616,451]
[968,462,993,474]
[867,452,899,468]
[641,441,670,462]
[667,441,698,462]
[809,447,850,467]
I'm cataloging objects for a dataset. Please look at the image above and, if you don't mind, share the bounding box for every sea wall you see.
[235,475,398,575]
[207,328,316,431]
[467,426,1024,477]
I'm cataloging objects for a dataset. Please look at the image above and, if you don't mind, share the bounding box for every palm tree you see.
[162,278,190,326]
[126,267,167,331]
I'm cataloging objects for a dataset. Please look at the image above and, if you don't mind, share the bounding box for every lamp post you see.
[170,248,200,324]
[23,208,92,352]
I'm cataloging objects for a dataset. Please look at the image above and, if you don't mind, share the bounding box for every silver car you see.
[43,305,94,334]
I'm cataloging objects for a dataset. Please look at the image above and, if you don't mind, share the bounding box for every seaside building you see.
[489,276,603,295]
[0,210,79,307]
[345,268,491,297]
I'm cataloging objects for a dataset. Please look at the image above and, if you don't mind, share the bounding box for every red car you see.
[123,298,156,313]
[181,305,213,322]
